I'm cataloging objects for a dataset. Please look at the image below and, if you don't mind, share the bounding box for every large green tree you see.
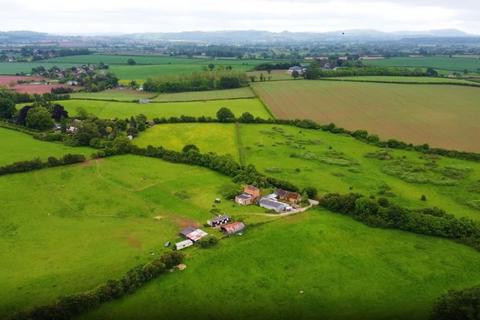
[216,107,235,122]
[0,98,15,119]
[26,107,54,130]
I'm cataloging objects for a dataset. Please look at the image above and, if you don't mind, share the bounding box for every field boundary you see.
[318,77,480,87]
[234,122,246,166]
[249,85,276,120]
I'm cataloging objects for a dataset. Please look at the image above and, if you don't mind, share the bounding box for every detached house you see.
[276,189,302,204]
[235,185,261,206]
[207,215,230,227]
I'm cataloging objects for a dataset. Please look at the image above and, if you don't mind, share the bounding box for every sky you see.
[0,0,479,35]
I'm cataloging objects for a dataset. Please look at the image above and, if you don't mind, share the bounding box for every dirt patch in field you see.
[171,216,199,229]
[0,75,45,86]
[123,233,142,249]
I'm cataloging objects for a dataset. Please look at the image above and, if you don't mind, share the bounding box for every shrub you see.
[198,235,219,248]
[431,286,480,320]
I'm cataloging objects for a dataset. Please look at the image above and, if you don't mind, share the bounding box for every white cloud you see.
[0,0,478,34]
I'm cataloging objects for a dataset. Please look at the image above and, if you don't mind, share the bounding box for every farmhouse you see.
[207,215,231,227]
[175,240,193,250]
[259,197,292,213]
[221,222,245,235]
[235,185,261,206]
[276,189,301,204]
[287,66,306,75]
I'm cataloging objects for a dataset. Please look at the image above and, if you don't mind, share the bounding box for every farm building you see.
[276,189,301,204]
[175,240,193,250]
[287,66,306,75]
[179,227,197,238]
[259,197,292,213]
[186,229,208,242]
[221,222,245,235]
[235,185,261,205]
[207,215,231,227]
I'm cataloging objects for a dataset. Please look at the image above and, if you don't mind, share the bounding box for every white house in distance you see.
[287,66,307,76]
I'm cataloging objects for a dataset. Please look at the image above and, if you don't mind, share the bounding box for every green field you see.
[152,87,255,102]
[134,123,239,160]
[252,80,480,152]
[322,76,480,85]
[0,155,266,316]
[364,56,480,72]
[80,211,480,320]
[246,69,294,81]
[70,89,156,101]
[43,98,271,119]
[0,127,92,166]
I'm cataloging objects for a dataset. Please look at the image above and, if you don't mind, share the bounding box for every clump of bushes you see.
[198,235,219,248]
[431,285,480,320]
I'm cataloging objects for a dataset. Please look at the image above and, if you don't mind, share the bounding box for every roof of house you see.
[275,189,300,199]
[186,229,208,242]
[259,198,288,210]
[221,222,245,234]
[244,185,260,194]
[180,226,197,237]
[289,66,304,71]
[236,193,253,200]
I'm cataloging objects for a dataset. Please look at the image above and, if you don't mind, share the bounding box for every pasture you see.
[70,89,156,101]
[252,80,480,152]
[0,155,266,316]
[80,210,480,320]
[47,98,271,119]
[364,56,480,72]
[134,123,239,160]
[0,127,92,166]
[152,87,255,102]
[246,69,295,81]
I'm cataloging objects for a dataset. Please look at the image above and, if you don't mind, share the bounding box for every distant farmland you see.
[364,56,480,72]
[253,80,480,152]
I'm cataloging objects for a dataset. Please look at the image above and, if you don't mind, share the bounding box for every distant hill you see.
[0,29,478,44]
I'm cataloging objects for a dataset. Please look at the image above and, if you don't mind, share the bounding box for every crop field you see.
[81,211,480,320]
[44,98,271,119]
[322,76,480,85]
[70,89,156,101]
[252,80,480,152]
[152,87,255,102]
[134,123,239,160]
[0,127,92,166]
[0,155,267,316]
[364,56,480,72]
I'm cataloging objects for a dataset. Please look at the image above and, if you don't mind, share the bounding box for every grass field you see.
[70,89,156,101]
[80,210,480,320]
[134,123,239,160]
[252,80,480,152]
[0,155,267,317]
[148,123,480,221]
[152,87,255,102]
[322,76,480,85]
[44,98,271,119]
[0,127,92,166]
[246,69,294,81]
[239,124,480,221]
[364,56,480,72]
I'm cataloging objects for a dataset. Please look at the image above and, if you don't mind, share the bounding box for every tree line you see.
[0,154,86,176]
[10,252,184,320]
[142,70,248,93]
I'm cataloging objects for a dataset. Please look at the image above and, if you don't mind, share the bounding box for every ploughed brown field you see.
[252,80,480,152]
[0,75,74,94]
